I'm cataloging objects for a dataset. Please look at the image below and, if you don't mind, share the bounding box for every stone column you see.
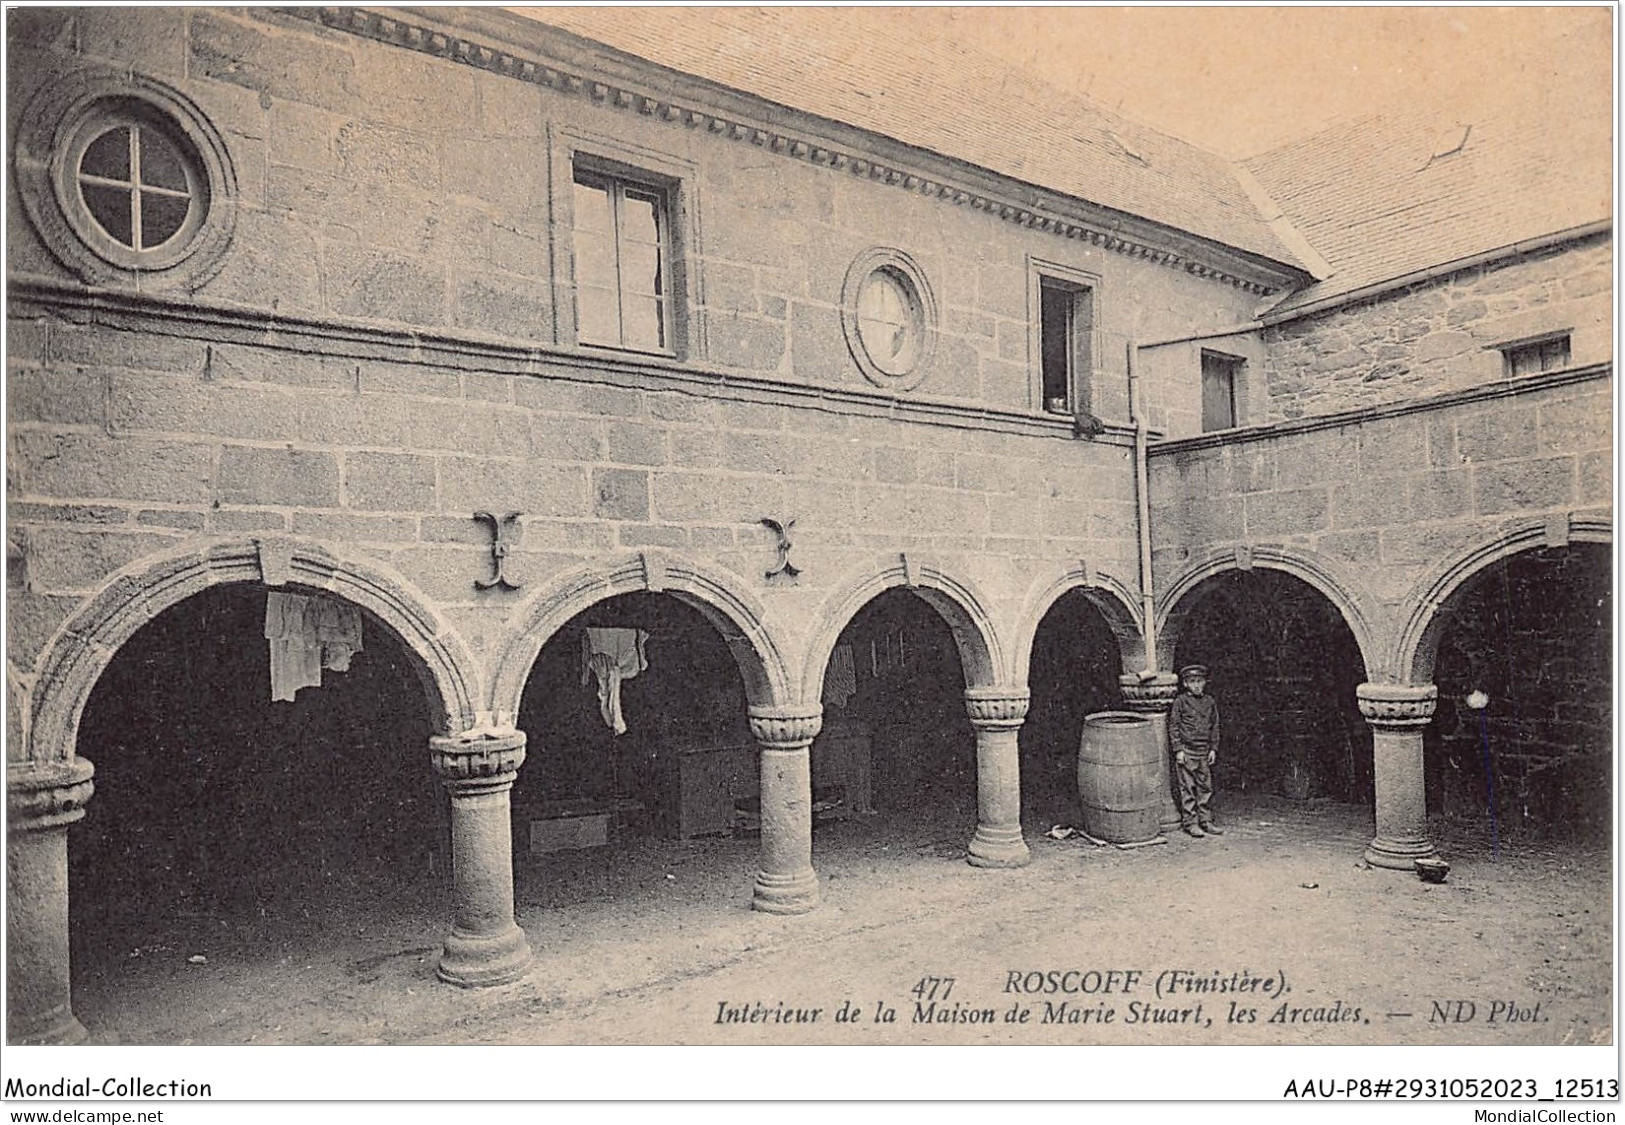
[1357,683,1440,870]
[964,687,1031,868]
[7,758,95,1045]
[428,732,531,987]
[1120,672,1182,831]
[747,704,823,914]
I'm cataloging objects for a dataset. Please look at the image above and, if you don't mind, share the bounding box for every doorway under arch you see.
[1167,569,1371,809]
[1019,589,1125,823]
[1424,542,1611,841]
[69,582,448,1041]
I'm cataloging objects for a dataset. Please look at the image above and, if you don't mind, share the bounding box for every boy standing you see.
[1169,664,1223,838]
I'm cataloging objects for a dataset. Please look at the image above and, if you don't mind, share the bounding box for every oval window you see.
[855,267,921,376]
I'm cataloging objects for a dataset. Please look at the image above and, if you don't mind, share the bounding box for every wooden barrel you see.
[1077,711,1162,843]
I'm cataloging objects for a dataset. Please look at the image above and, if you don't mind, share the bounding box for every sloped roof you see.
[516,6,1312,271]
[1245,88,1613,314]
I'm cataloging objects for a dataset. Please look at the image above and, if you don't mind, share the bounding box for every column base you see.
[751,867,820,914]
[967,824,1031,868]
[1365,834,1438,871]
[436,922,531,987]
[10,1005,90,1046]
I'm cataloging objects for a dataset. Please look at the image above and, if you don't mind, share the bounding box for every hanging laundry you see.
[581,627,649,735]
[265,591,322,702]
[264,591,365,702]
[315,596,364,672]
[824,643,858,709]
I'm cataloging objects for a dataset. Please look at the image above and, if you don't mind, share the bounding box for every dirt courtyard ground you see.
[69,794,1611,1049]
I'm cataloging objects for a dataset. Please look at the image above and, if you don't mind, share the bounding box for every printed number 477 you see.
[911,976,955,1002]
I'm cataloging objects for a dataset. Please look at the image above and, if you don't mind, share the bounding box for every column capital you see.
[748,704,823,750]
[429,731,526,795]
[1357,683,1438,729]
[1118,672,1180,713]
[7,759,95,833]
[963,687,1029,730]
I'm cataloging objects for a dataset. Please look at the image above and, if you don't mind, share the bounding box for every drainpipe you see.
[1125,339,1156,674]
[1125,321,1263,671]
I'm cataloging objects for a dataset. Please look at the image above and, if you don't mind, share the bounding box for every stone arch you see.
[25,537,482,768]
[801,553,1006,704]
[1012,563,1145,684]
[1156,546,1381,679]
[490,550,791,721]
[1395,515,1612,684]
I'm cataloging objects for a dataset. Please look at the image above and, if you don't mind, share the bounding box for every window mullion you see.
[609,182,628,347]
[128,124,143,252]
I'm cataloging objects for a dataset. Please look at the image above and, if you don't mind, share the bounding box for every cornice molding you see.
[10,274,1141,447]
[291,6,1296,296]
[1148,362,1611,456]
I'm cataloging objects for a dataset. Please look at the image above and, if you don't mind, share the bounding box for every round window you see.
[14,70,238,289]
[70,114,208,263]
[841,249,938,390]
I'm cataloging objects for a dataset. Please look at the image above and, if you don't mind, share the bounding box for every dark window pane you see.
[1541,336,1571,370]
[1201,354,1239,432]
[1040,282,1072,406]
[81,127,131,181]
[140,192,191,248]
[138,128,191,192]
[81,182,134,246]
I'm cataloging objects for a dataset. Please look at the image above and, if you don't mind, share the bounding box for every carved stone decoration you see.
[255,537,295,587]
[747,705,823,749]
[1356,683,1438,728]
[1544,511,1572,548]
[473,511,523,591]
[1118,671,1180,713]
[429,731,527,794]
[963,687,1031,730]
[759,517,801,580]
[6,759,95,832]
[640,551,667,592]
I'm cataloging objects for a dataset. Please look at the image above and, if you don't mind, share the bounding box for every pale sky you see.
[876,5,1615,156]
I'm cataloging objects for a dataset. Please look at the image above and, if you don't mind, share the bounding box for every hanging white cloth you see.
[266,591,321,702]
[581,627,649,735]
[265,591,364,702]
[824,643,857,709]
[315,595,364,672]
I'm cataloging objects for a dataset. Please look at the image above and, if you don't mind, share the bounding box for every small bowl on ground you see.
[1414,857,1450,884]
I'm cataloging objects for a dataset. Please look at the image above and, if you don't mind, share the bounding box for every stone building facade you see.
[5,7,1611,1044]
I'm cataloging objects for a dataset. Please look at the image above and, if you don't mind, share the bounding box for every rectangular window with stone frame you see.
[1037,275,1095,417]
[571,163,673,353]
[1500,332,1571,378]
[1201,349,1243,432]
